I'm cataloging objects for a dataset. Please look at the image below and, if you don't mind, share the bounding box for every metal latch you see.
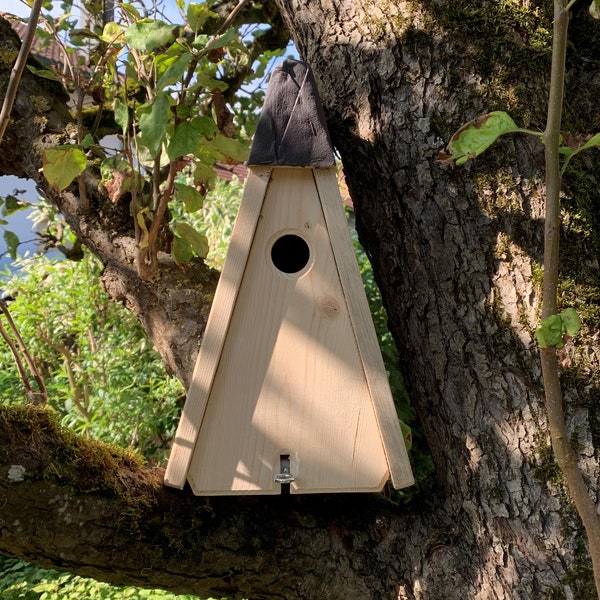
[274,454,295,484]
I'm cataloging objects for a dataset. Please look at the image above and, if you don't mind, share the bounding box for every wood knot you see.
[318,295,341,318]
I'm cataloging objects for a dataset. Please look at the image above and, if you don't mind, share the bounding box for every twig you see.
[0,0,45,145]
[541,1,600,596]
[216,0,251,35]
[0,319,34,397]
[0,300,47,404]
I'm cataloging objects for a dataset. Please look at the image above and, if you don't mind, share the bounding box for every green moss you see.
[563,535,597,599]
[0,48,19,64]
[30,94,52,113]
[0,404,154,505]
[532,441,563,487]
[417,0,552,120]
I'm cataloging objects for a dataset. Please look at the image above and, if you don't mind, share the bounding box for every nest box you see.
[165,59,414,495]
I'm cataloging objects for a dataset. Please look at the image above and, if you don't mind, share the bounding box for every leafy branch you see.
[0,299,47,405]
[439,1,600,595]
[32,1,256,280]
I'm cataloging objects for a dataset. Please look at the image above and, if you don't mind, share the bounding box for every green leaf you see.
[175,104,191,119]
[81,133,94,149]
[172,222,208,258]
[167,118,218,160]
[438,111,521,166]
[573,132,600,153]
[114,98,129,137]
[124,20,176,53]
[42,145,87,191]
[175,183,203,212]
[138,93,170,157]
[560,308,581,336]
[193,69,229,91]
[536,314,564,348]
[202,134,249,163]
[167,121,202,160]
[171,236,194,265]
[101,21,124,44]
[156,49,192,90]
[26,64,61,82]
[3,195,25,216]
[191,116,218,137]
[187,3,218,31]
[590,0,600,19]
[192,161,217,188]
[536,309,581,348]
[120,2,141,21]
[191,34,209,49]
[205,27,237,52]
[559,132,600,172]
[3,230,19,259]
[69,28,100,44]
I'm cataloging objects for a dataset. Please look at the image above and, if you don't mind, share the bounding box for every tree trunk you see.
[1,1,599,598]
[275,0,600,597]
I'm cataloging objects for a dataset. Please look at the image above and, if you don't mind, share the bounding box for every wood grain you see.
[314,168,414,489]
[187,168,391,494]
[164,167,271,489]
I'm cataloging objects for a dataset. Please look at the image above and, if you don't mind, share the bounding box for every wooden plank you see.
[313,168,415,490]
[164,166,272,489]
[186,167,390,494]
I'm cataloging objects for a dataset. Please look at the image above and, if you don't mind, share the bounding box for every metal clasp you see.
[274,454,295,484]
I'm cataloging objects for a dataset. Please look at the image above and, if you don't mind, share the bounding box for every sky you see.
[3,0,186,21]
[3,0,37,18]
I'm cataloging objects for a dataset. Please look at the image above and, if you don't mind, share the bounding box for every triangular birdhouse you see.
[165,59,414,495]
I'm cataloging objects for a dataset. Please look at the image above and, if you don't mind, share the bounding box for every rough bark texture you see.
[274,0,600,597]
[1,1,600,599]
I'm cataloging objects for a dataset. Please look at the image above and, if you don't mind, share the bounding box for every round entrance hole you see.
[270,233,311,275]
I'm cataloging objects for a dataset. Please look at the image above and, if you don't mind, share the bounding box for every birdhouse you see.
[164,59,414,495]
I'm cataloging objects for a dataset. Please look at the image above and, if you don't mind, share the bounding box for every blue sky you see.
[4,0,35,18]
[3,0,186,22]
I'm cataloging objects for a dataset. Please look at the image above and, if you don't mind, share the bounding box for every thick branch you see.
[0,405,437,600]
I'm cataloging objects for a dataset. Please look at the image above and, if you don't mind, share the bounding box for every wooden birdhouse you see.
[164,59,414,495]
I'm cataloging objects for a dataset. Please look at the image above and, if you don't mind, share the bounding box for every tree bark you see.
[274,0,600,597]
[1,1,600,598]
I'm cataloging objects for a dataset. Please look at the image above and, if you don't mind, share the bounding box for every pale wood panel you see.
[313,168,415,489]
[187,167,389,494]
[164,167,272,489]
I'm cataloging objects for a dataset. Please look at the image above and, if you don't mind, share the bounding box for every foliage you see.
[437,111,537,166]
[0,188,32,260]
[25,0,284,280]
[0,175,256,597]
[0,556,203,599]
[171,172,242,269]
[0,249,184,463]
[536,307,581,348]
[439,0,600,593]
[438,110,600,175]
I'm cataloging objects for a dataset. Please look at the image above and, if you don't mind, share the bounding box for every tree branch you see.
[0,404,435,600]
[0,0,44,144]
[541,2,600,595]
